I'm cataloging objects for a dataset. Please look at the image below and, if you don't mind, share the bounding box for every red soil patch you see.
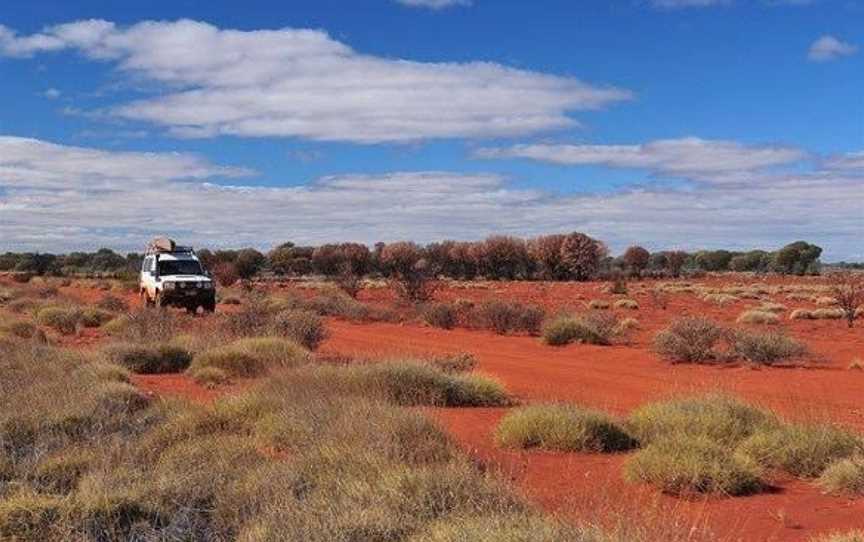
[130,373,250,404]
[320,278,864,542]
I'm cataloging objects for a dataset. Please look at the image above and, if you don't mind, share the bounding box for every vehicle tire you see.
[186,306,198,315]
[203,300,216,313]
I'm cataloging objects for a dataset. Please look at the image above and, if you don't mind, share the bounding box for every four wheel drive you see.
[139,238,216,313]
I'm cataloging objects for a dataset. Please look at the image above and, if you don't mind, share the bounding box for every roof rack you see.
[145,237,195,256]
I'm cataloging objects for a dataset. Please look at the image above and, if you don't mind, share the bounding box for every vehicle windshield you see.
[158,260,203,276]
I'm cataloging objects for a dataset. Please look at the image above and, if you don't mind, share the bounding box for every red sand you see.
[9,276,863,541]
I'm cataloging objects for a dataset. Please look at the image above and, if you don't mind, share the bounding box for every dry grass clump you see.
[626,395,777,447]
[701,293,738,306]
[812,308,845,320]
[422,302,458,330]
[269,309,327,349]
[587,299,611,310]
[472,300,544,335]
[810,531,864,542]
[95,294,128,312]
[624,434,763,496]
[617,317,640,333]
[35,306,81,335]
[785,292,813,301]
[189,337,311,378]
[757,302,787,313]
[542,312,621,346]
[728,329,806,365]
[495,404,635,452]
[738,423,862,478]
[103,308,180,342]
[190,366,230,388]
[410,513,584,542]
[102,342,193,374]
[0,320,40,340]
[613,299,639,310]
[818,456,864,495]
[652,317,725,363]
[790,309,816,320]
[736,310,779,325]
[814,296,839,306]
[427,352,478,374]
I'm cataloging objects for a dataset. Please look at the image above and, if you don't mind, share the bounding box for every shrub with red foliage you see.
[560,232,606,281]
[473,236,532,280]
[623,246,651,277]
[528,234,568,280]
[213,262,240,287]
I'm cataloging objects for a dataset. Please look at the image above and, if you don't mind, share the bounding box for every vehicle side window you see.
[149,258,156,273]
[142,257,149,274]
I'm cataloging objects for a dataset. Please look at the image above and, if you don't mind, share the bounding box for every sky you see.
[0,0,862,259]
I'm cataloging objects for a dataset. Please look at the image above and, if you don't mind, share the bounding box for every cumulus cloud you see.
[0,19,631,143]
[395,0,472,9]
[1,136,862,259]
[474,138,807,181]
[808,35,858,62]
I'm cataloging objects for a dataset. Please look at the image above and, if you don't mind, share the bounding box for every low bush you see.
[626,395,777,447]
[36,307,80,335]
[542,312,620,346]
[102,309,179,342]
[189,337,311,378]
[96,295,128,312]
[818,456,864,495]
[78,307,114,328]
[472,301,544,335]
[102,342,193,374]
[736,310,779,325]
[625,434,763,496]
[422,303,458,330]
[495,404,635,452]
[728,329,806,364]
[613,299,639,310]
[270,309,327,350]
[738,423,862,478]
[652,317,725,363]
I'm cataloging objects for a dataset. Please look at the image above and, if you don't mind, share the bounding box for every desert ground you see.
[1,273,863,541]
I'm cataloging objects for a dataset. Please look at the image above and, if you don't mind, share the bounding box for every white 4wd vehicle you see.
[140,238,216,313]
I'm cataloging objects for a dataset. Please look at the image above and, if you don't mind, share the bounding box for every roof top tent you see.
[145,237,195,257]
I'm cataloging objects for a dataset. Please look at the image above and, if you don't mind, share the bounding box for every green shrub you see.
[496,404,635,452]
[818,456,864,495]
[473,301,544,335]
[653,317,725,363]
[102,343,193,374]
[625,434,763,496]
[189,337,311,377]
[422,303,458,330]
[541,312,620,346]
[738,423,862,478]
[270,309,327,350]
[627,395,777,447]
[728,329,806,364]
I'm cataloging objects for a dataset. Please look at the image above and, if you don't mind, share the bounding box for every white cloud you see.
[474,138,807,180]
[395,0,472,9]
[42,88,61,99]
[824,150,864,171]
[1,136,862,259]
[0,19,631,143]
[808,35,858,62]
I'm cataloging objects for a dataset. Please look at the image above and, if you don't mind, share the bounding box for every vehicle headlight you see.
[203,281,213,289]
[164,282,175,290]
[195,281,203,289]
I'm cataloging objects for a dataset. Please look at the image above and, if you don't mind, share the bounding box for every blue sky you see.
[0,0,862,258]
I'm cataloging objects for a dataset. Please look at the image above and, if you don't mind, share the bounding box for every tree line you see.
[0,235,825,283]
